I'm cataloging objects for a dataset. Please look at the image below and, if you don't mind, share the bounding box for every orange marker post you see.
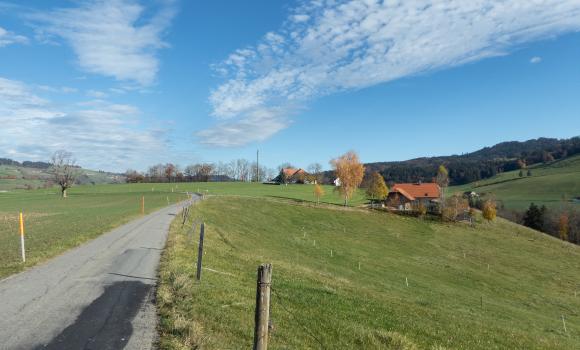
[19,212,25,263]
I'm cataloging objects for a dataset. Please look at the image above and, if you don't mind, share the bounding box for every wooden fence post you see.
[141,196,145,215]
[182,206,189,227]
[253,263,272,350]
[196,222,205,281]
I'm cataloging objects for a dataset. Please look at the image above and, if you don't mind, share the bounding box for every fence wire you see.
[271,286,328,350]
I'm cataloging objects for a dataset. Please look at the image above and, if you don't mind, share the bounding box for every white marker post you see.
[562,315,567,333]
[19,212,25,263]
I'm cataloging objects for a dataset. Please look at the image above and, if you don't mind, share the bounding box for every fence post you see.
[19,212,25,263]
[196,222,205,281]
[253,263,272,350]
[182,206,189,227]
[141,196,145,215]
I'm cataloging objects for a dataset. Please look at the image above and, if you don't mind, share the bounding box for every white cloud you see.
[0,76,168,171]
[197,107,290,147]
[0,26,28,47]
[200,0,580,147]
[86,89,108,99]
[31,0,176,86]
[530,56,542,64]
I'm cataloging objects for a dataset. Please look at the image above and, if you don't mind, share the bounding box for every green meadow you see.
[158,196,580,349]
[450,155,580,210]
[0,186,187,279]
[0,182,358,280]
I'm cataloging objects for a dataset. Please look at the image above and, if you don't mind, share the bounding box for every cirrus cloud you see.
[200,0,580,147]
[30,0,176,86]
[0,26,27,47]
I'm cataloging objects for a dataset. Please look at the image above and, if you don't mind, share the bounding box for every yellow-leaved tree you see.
[331,151,365,206]
[482,199,497,222]
[313,184,325,205]
[366,172,389,207]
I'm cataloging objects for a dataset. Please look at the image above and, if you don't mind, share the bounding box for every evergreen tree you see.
[523,203,546,231]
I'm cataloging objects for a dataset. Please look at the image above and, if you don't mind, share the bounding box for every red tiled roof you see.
[392,187,415,201]
[282,168,306,177]
[391,183,440,199]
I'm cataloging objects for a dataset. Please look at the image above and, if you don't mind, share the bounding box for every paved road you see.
[0,202,188,350]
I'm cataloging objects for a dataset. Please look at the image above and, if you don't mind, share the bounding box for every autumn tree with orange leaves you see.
[313,184,324,205]
[331,151,365,206]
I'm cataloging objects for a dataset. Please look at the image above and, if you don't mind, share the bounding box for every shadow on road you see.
[35,281,151,350]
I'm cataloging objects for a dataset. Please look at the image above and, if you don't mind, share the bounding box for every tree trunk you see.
[61,187,67,198]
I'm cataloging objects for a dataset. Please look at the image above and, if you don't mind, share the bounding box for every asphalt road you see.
[0,202,188,350]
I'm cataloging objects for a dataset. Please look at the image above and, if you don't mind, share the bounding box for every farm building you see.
[275,168,310,184]
[386,182,441,211]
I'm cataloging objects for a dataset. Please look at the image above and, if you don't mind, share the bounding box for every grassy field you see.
[0,186,187,279]
[79,182,366,206]
[0,182,360,280]
[450,155,580,210]
[157,197,580,349]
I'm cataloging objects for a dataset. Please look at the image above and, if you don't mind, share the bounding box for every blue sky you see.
[0,0,579,172]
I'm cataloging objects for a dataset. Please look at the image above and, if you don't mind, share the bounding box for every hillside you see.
[158,197,580,349]
[451,154,580,210]
[357,136,580,186]
[0,163,123,191]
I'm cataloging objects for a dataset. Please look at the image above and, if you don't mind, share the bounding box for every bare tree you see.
[165,163,176,182]
[237,159,250,181]
[308,163,323,183]
[148,164,165,180]
[198,163,214,182]
[50,150,79,198]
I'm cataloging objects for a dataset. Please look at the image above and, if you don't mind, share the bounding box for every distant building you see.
[386,182,441,211]
[275,168,310,184]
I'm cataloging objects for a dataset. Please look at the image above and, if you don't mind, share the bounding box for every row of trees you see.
[126,160,275,183]
[520,203,580,244]
[128,160,329,185]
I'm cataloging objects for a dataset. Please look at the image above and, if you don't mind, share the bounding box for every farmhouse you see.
[275,168,310,184]
[386,182,441,211]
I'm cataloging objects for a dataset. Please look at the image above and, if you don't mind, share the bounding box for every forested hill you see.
[363,137,580,185]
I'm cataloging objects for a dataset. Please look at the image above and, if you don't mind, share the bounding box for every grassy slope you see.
[86,182,366,206]
[450,155,580,210]
[0,186,187,279]
[0,164,119,190]
[0,182,358,280]
[158,197,580,349]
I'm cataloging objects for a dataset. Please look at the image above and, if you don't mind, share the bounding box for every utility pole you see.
[256,149,259,182]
